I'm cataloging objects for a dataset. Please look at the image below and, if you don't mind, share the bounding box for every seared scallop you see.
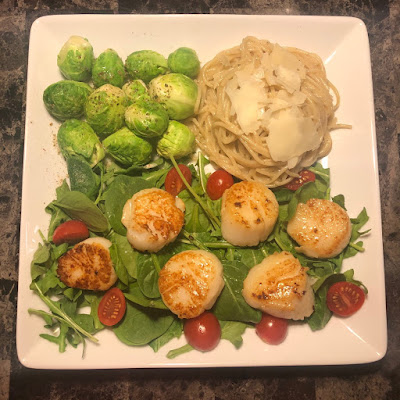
[57,237,117,291]
[287,198,352,259]
[158,250,225,319]
[242,251,314,320]
[221,181,279,246]
[121,188,185,253]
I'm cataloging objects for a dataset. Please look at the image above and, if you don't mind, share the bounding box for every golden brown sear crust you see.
[132,189,185,242]
[57,240,117,291]
[221,181,279,246]
[242,251,314,320]
[158,250,224,319]
[122,188,185,252]
[287,198,352,258]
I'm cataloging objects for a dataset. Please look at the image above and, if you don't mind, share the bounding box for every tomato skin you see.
[255,313,288,345]
[326,281,365,317]
[165,164,192,196]
[52,220,90,245]
[98,287,127,327]
[184,312,221,352]
[284,170,316,191]
[206,169,234,200]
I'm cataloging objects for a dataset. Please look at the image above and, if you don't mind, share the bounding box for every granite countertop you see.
[1,0,399,399]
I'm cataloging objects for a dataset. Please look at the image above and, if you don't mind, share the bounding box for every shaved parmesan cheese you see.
[266,107,321,162]
[225,67,267,133]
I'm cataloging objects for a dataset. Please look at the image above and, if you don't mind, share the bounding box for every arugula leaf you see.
[220,320,250,349]
[167,344,193,359]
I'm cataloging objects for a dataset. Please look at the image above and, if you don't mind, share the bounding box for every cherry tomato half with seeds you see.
[255,313,288,345]
[52,220,90,246]
[98,287,126,327]
[165,164,192,196]
[284,170,316,191]
[184,312,221,352]
[326,281,365,317]
[206,169,234,200]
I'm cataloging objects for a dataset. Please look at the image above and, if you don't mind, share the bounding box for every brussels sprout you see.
[122,80,150,105]
[149,73,198,120]
[125,50,168,84]
[102,127,153,167]
[157,120,195,159]
[92,49,125,88]
[168,47,200,79]
[85,84,127,138]
[57,36,94,82]
[124,99,169,139]
[67,156,100,201]
[43,80,93,121]
[57,119,105,167]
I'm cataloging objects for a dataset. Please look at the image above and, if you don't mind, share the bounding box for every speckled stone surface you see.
[0,0,399,399]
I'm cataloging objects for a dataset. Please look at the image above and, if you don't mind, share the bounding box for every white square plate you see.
[17,14,387,369]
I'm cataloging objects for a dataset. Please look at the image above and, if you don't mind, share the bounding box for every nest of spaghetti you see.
[188,36,349,188]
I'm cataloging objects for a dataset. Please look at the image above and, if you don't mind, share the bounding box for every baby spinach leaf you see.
[109,242,130,286]
[149,318,183,352]
[136,253,161,298]
[110,232,139,280]
[213,261,262,324]
[54,191,108,232]
[124,282,167,310]
[113,302,174,346]
[103,175,153,235]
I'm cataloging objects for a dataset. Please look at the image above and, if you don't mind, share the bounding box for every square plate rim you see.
[17,13,387,370]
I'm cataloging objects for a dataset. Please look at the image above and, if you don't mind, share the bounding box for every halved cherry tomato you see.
[255,313,288,345]
[206,169,234,200]
[52,220,89,245]
[184,312,221,352]
[284,170,316,191]
[326,281,365,317]
[98,287,126,327]
[165,164,192,196]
